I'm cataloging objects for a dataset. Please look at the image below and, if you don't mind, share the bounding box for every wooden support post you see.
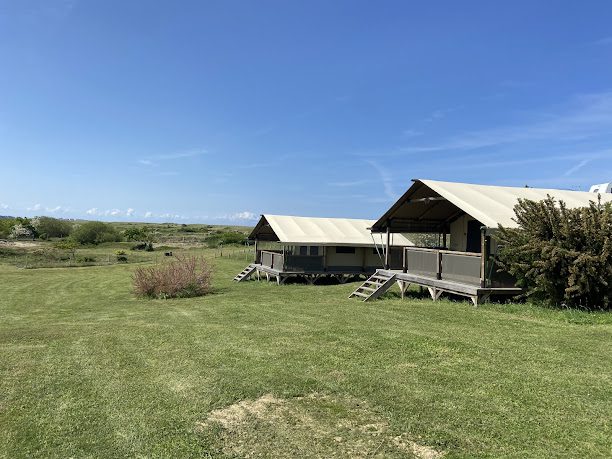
[402,247,407,273]
[384,226,390,269]
[442,232,447,249]
[436,250,442,280]
[254,239,258,263]
[480,227,487,288]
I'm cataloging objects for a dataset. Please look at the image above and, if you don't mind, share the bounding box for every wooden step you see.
[351,291,369,298]
[233,264,257,282]
[349,270,397,301]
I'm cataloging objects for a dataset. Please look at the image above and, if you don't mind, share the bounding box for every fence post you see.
[436,250,442,280]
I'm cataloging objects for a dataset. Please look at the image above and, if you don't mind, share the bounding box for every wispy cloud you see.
[366,160,396,201]
[591,36,612,46]
[138,149,206,167]
[423,107,457,123]
[563,159,591,177]
[397,92,612,154]
[328,179,374,187]
[0,203,9,210]
[402,129,422,138]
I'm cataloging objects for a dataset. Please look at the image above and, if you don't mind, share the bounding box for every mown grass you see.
[0,253,610,458]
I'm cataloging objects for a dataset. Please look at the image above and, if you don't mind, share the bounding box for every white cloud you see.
[138,159,155,166]
[27,203,42,211]
[144,211,153,218]
[0,203,8,210]
[126,208,135,217]
[223,211,258,221]
[46,206,62,213]
[86,208,98,215]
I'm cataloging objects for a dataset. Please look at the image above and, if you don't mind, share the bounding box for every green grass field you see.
[0,250,610,458]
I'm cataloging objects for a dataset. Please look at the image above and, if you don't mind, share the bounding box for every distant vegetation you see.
[72,221,122,245]
[497,196,612,311]
[124,226,156,251]
[35,216,73,239]
[0,216,252,269]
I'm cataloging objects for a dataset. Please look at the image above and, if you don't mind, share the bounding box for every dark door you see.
[466,220,482,253]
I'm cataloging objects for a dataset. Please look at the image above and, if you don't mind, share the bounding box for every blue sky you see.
[1,1,612,224]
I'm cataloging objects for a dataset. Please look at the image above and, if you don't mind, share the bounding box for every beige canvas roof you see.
[372,179,612,232]
[250,214,413,247]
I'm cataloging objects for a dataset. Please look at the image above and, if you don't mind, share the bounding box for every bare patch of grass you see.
[197,392,445,458]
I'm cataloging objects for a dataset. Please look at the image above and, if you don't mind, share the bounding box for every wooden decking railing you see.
[403,247,482,286]
[259,250,285,271]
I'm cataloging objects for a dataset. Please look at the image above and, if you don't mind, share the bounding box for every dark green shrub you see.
[205,230,247,247]
[123,227,155,250]
[496,196,612,310]
[33,217,72,238]
[72,221,121,245]
[0,218,16,238]
[116,250,128,263]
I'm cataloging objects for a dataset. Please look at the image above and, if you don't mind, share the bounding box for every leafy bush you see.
[132,255,212,299]
[0,218,17,238]
[496,196,612,310]
[123,227,155,251]
[205,230,247,247]
[33,217,72,238]
[116,251,128,263]
[72,221,121,245]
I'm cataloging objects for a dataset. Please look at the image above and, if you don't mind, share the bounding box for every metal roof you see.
[371,179,612,232]
[249,214,413,247]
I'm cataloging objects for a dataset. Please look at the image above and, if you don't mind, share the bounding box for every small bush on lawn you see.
[497,195,612,310]
[132,255,212,299]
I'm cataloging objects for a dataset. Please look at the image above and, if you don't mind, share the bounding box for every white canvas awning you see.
[372,179,612,232]
[250,215,413,247]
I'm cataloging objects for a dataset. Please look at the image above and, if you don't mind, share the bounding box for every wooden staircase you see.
[233,264,258,282]
[349,271,396,301]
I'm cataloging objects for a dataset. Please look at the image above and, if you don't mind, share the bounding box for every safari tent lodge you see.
[349,179,612,305]
[234,215,413,284]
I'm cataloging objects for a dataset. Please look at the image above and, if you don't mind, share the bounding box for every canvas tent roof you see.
[250,214,413,247]
[371,179,612,233]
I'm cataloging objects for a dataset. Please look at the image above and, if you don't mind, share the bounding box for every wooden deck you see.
[379,269,523,306]
[248,263,369,285]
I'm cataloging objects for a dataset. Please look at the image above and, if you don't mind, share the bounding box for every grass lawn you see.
[0,253,610,457]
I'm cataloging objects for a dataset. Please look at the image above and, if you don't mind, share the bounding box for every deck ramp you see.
[349,271,396,301]
[233,264,257,282]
